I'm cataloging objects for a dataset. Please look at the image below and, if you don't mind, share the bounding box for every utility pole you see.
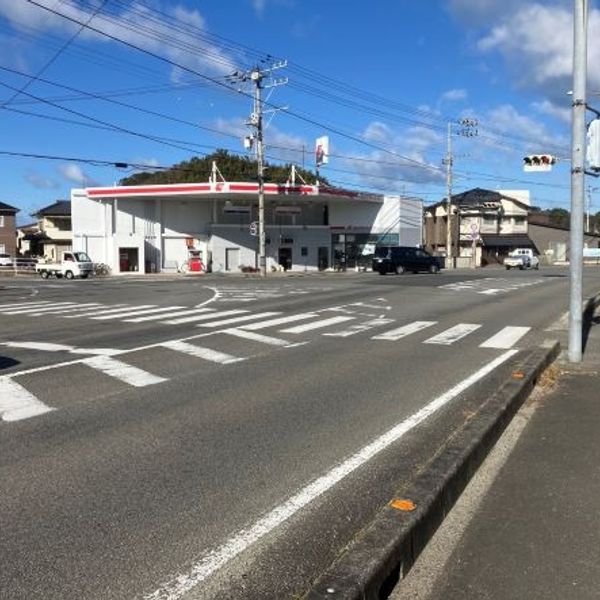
[442,119,478,269]
[444,122,453,268]
[569,0,588,363]
[251,68,267,277]
[230,61,287,277]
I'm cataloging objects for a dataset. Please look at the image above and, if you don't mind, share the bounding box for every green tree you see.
[120,150,329,186]
[546,208,570,228]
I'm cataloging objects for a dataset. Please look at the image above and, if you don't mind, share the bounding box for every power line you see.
[1,0,109,108]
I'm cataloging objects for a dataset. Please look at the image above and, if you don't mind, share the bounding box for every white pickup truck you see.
[504,248,540,270]
[36,251,94,279]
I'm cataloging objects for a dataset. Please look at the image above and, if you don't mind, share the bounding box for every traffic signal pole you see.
[569,0,588,363]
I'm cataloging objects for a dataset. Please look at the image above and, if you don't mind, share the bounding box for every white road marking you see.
[1,302,80,315]
[280,315,355,333]
[91,306,185,320]
[161,341,243,364]
[2,341,120,356]
[0,378,55,422]
[143,349,519,600]
[479,326,531,349]
[165,310,248,325]
[223,328,298,347]
[239,313,319,331]
[424,323,482,345]
[0,301,50,310]
[28,302,103,316]
[125,308,215,323]
[372,321,437,341]
[324,317,395,338]
[63,304,130,318]
[82,356,166,387]
[197,312,281,328]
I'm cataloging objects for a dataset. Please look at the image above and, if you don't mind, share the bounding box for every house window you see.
[483,215,496,226]
[0,215,4,227]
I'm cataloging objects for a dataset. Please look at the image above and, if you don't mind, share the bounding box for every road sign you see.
[249,221,258,236]
[469,222,479,240]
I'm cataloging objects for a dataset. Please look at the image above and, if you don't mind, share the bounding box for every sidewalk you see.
[396,300,600,599]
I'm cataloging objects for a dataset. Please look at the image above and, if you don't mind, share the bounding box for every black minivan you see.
[372,246,442,275]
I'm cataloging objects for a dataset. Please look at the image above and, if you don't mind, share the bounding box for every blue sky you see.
[0,0,599,223]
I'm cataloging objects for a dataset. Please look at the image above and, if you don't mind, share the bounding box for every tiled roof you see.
[0,201,19,213]
[35,200,71,217]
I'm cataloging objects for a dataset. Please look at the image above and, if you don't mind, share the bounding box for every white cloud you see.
[25,171,59,189]
[452,2,600,97]
[469,104,568,158]
[252,0,267,15]
[363,122,392,143]
[213,117,308,165]
[532,99,571,124]
[58,163,99,187]
[440,88,468,103]
[0,1,239,77]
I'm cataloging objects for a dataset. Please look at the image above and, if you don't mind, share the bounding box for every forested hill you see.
[119,150,328,186]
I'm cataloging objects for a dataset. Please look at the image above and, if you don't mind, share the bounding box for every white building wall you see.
[72,189,423,274]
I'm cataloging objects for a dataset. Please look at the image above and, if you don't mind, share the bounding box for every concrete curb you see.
[304,341,560,600]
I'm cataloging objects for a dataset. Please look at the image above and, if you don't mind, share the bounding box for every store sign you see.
[315,135,329,166]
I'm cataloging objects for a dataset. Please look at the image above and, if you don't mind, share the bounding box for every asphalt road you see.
[1,267,598,599]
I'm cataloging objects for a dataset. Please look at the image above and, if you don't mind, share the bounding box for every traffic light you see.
[587,119,600,171]
[523,154,556,172]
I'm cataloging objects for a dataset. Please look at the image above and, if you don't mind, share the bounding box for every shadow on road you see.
[0,356,20,370]
[582,296,600,353]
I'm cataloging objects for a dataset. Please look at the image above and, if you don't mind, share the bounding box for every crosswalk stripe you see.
[372,321,437,341]
[82,356,166,387]
[480,326,531,349]
[1,302,80,315]
[223,328,296,347]
[0,301,51,311]
[63,304,130,318]
[125,307,216,323]
[424,323,481,345]
[0,378,55,422]
[324,317,395,338]
[91,305,185,321]
[28,302,103,316]
[161,340,243,364]
[280,315,355,334]
[197,312,281,328]
[165,309,248,325]
[240,313,319,331]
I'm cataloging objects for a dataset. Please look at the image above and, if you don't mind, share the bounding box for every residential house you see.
[0,201,19,257]
[424,188,535,267]
[29,200,72,260]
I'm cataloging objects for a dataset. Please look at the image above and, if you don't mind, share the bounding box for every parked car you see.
[0,253,12,266]
[503,248,539,270]
[372,246,442,274]
[35,251,94,279]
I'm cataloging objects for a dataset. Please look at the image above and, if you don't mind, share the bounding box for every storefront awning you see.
[481,234,538,252]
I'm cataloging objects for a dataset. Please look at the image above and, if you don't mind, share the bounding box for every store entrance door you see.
[119,247,139,272]
[278,247,292,271]
[318,247,329,271]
